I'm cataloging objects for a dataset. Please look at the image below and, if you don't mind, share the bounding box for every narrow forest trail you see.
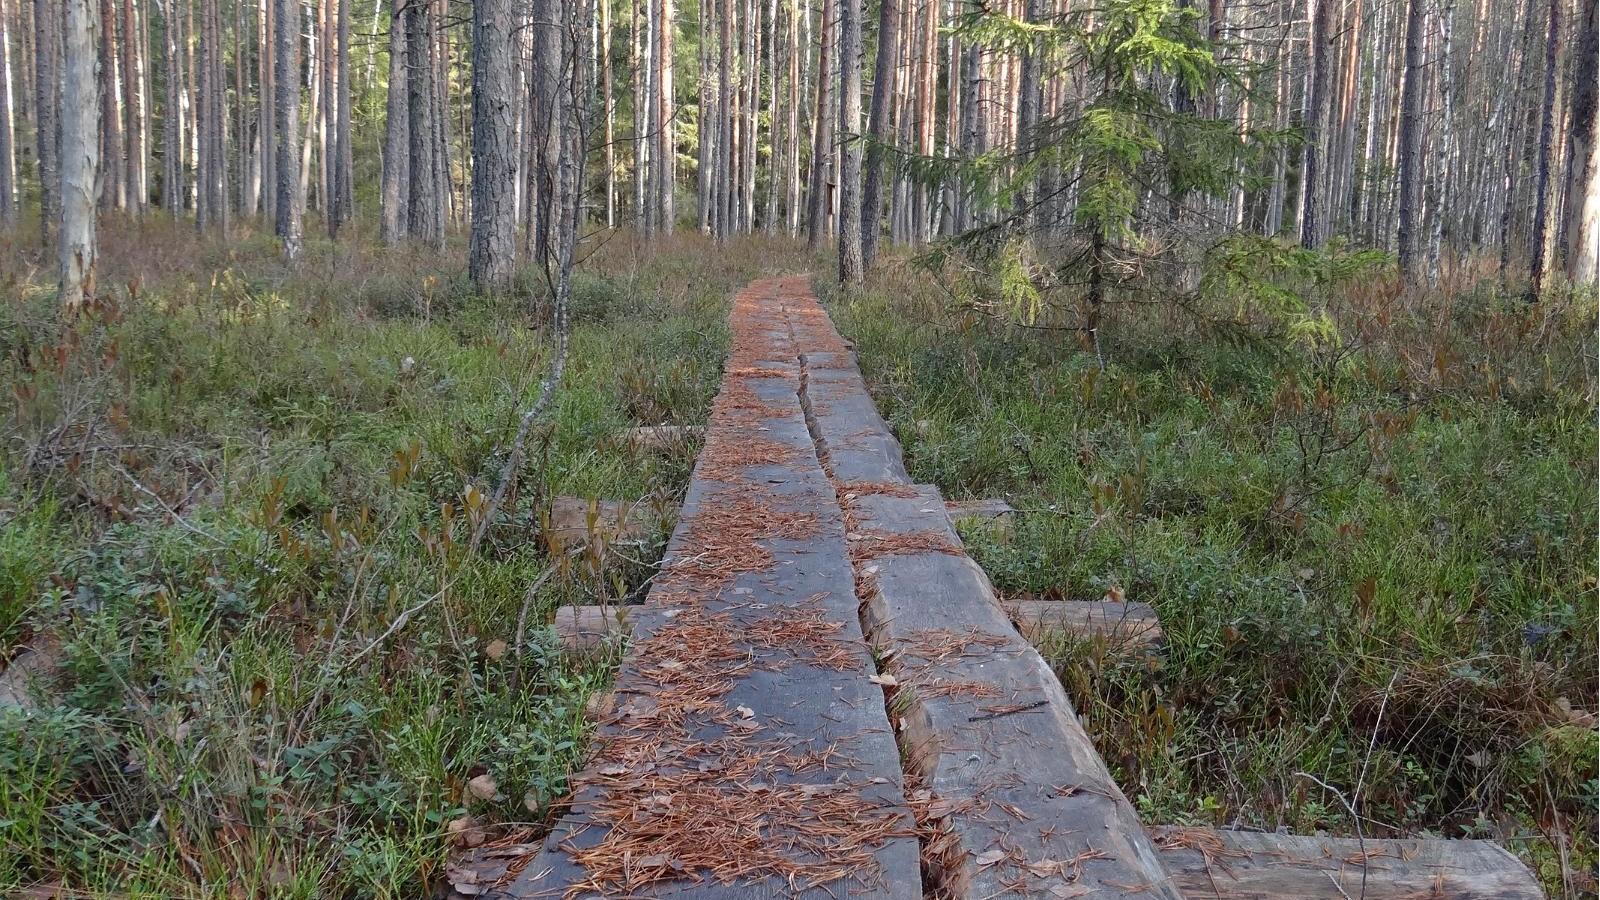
[495,278,1545,900]
[501,277,1176,898]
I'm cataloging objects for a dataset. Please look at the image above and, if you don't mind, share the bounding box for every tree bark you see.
[1395,0,1424,281]
[655,0,674,231]
[836,0,861,283]
[121,0,143,211]
[274,0,301,258]
[406,0,442,245]
[1300,0,1331,247]
[380,0,407,242]
[469,0,517,289]
[0,0,17,228]
[330,0,351,235]
[859,0,895,271]
[1527,0,1559,297]
[98,0,122,209]
[804,0,832,247]
[34,0,59,244]
[60,0,98,310]
[1566,0,1599,283]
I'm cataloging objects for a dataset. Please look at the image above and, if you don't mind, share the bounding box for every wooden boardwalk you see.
[503,277,1543,900]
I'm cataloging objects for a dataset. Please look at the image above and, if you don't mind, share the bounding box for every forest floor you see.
[0,218,1595,897]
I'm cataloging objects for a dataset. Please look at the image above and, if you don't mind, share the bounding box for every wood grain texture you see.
[1005,599,1164,647]
[1151,828,1544,899]
[505,279,920,899]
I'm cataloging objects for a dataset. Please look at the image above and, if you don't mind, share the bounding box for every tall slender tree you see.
[60,0,99,310]
[1526,0,1559,297]
[1394,0,1425,281]
[380,0,408,242]
[859,0,896,270]
[469,0,517,288]
[274,0,302,258]
[0,0,17,228]
[836,0,861,283]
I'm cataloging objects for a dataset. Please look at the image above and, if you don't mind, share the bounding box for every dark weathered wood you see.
[618,424,706,451]
[507,278,919,899]
[791,300,1183,899]
[558,598,1163,653]
[1006,599,1164,647]
[551,604,632,653]
[1151,828,1544,899]
[545,496,668,546]
[942,498,1014,522]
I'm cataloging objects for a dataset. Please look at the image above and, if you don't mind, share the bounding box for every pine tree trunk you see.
[1566,0,1598,283]
[469,0,517,288]
[329,0,351,235]
[1526,0,1559,297]
[121,0,143,211]
[60,0,98,309]
[859,0,894,270]
[34,0,58,244]
[600,0,614,226]
[163,0,181,213]
[0,0,17,228]
[406,0,442,245]
[656,0,674,231]
[1394,0,1424,281]
[274,0,301,258]
[259,0,274,221]
[1299,0,1331,247]
[98,0,123,209]
[804,0,832,247]
[716,0,734,239]
[784,0,799,235]
[837,0,861,283]
[380,0,407,242]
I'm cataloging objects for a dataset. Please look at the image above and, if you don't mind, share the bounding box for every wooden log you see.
[556,601,1164,653]
[795,301,1183,897]
[942,497,1014,522]
[546,496,662,546]
[1006,599,1164,647]
[1150,827,1544,899]
[618,424,705,451]
[551,604,632,653]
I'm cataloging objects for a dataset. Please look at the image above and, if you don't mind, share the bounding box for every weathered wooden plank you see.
[942,498,1015,522]
[789,302,1183,899]
[546,496,664,545]
[1006,599,1165,647]
[550,604,632,653]
[506,278,920,899]
[618,424,705,451]
[555,599,1163,654]
[1151,828,1544,899]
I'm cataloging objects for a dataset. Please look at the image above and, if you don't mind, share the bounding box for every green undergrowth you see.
[0,218,815,897]
[833,267,1599,896]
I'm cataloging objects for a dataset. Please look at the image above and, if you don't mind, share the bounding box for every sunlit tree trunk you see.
[837,0,860,283]
[60,0,98,310]
[859,0,894,270]
[0,0,16,228]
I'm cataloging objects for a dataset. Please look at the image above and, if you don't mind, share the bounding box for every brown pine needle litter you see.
[660,487,819,588]
[836,480,921,499]
[847,528,965,564]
